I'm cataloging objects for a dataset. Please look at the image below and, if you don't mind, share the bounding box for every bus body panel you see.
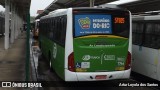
[53,44,65,79]
[65,69,131,81]
[40,36,52,60]
[39,9,68,80]
[158,53,160,81]
[65,8,73,69]
[33,19,40,38]
[132,45,160,81]
[39,34,65,80]
[72,9,131,73]
[73,37,129,72]
[132,15,160,81]
[128,11,132,54]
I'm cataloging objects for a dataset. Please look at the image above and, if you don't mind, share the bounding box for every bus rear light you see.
[68,52,75,72]
[125,51,131,70]
[73,11,79,13]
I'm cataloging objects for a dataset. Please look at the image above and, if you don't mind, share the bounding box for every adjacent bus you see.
[132,15,160,81]
[0,15,4,36]
[33,19,40,39]
[39,7,132,81]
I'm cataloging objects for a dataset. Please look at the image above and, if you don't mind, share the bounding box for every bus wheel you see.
[49,52,54,72]
[49,61,52,71]
[38,53,49,74]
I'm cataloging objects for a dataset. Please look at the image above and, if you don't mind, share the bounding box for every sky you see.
[0,0,54,16]
[0,0,138,17]
[30,0,54,16]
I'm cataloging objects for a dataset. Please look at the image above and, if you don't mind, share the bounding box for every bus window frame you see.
[39,15,67,47]
[132,20,160,49]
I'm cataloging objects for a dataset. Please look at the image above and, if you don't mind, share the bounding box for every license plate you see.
[95,75,107,79]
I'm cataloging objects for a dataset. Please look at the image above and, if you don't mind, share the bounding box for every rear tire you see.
[48,52,54,72]
[38,53,49,74]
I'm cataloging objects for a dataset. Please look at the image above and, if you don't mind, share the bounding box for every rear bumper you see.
[65,69,131,81]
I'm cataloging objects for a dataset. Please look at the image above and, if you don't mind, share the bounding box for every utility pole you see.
[25,11,30,81]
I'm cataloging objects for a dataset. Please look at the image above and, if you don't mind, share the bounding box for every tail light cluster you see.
[125,51,131,70]
[68,52,75,72]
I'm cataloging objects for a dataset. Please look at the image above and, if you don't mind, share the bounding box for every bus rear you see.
[65,8,131,81]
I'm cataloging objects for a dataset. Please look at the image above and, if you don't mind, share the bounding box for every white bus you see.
[33,19,40,39]
[132,15,160,81]
[39,7,132,81]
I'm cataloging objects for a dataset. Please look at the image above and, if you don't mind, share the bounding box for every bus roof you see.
[132,15,160,20]
[35,19,40,22]
[41,9,68,20]
[40,7,129,20]
[48,9,67,15]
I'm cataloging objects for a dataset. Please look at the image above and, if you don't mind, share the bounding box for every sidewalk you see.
[0,33,26,81]
[0,33,29,90]
[0,36,5,60]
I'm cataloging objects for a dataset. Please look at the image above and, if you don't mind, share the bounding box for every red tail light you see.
[68,52,75,72]
[73,10,79,13]
[125,51,131,70]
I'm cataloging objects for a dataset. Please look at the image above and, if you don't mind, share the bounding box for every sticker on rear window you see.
[81,62,90,68]
[75,14,112,37]
[76,62,90,69]
[76,63,81,68]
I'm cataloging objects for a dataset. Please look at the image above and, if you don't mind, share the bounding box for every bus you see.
[0,15,4,36]
[39,7,132,81]
[132,15,160,81]
[33,19,39,39]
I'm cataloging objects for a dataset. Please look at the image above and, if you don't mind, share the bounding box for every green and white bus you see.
[39,7,132,81]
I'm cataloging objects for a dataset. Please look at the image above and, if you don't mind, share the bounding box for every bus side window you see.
[54,18,57,41]
[39,22,41,34]
[44,20,47,36]
[40,21,41,34]
[56,17,61,42]
[44,20,45,35]
[61,16,67,46]
[132,22,136,44]
[153,23,160,49]
[49,19,53,39]
[51,18,54,40]
[47,19,50,38]
[132,22,144,45]
[53,18,56,40]
[55,17,60,42]
[41,21,43,34]
[143,23,154,48]
[45,20,47,37]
